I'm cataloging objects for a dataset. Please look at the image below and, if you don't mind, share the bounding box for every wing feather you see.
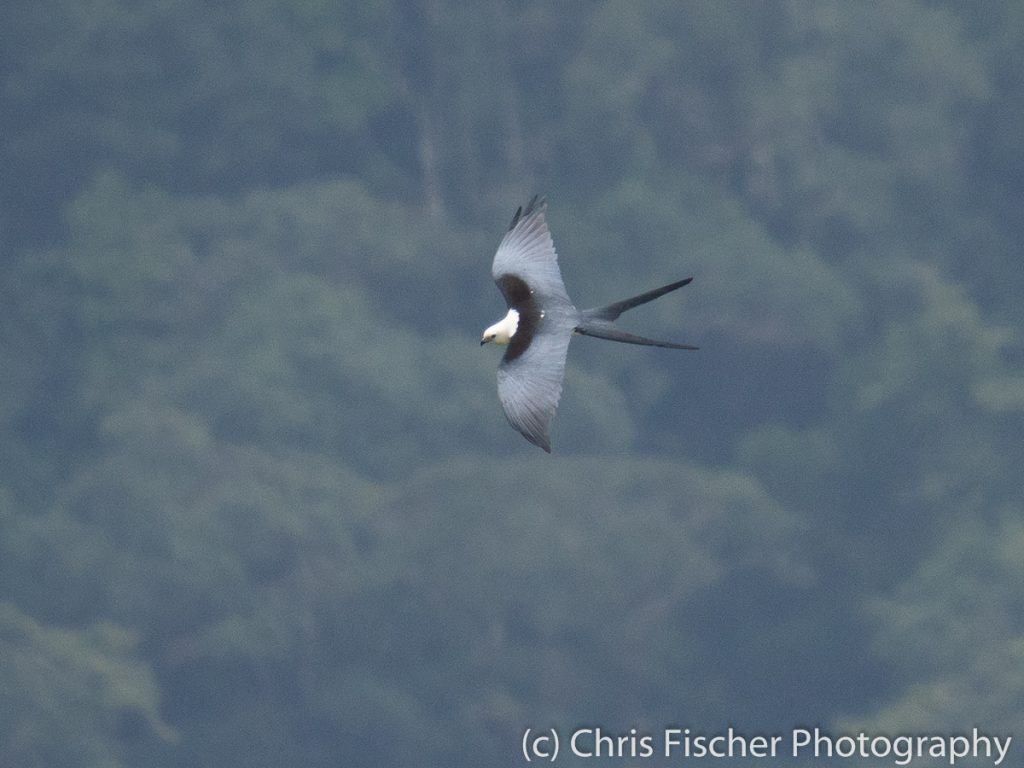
[492,197,572,310]
[491,197,578,451]
[496,320,573,453]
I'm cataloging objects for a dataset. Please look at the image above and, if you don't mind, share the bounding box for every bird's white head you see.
[481,309,519,346]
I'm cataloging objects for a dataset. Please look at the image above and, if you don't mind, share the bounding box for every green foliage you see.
[1,0,1022,765]
[853,511,1024,732]
[368,456,809,742]
[0,603,173,768]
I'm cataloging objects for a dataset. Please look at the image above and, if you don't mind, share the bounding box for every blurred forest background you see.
[2,1,1023,766]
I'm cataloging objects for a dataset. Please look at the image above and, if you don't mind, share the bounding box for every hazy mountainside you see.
[2,1,1022,765]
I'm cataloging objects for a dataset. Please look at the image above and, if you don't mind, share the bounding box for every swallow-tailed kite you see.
[481,196,697,452]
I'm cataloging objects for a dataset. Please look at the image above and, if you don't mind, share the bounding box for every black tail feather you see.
[585,277,693,321]
[574,324,698,350]
[575,277,696,349]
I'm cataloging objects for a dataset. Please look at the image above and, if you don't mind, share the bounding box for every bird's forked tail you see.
[575,277,697,350]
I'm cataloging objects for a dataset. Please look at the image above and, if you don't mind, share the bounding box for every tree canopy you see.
[2,1,1022,765]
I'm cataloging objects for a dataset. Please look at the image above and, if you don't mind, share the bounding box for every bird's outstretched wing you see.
[491,197,580,451]
[492,196,572,310]
[496,320,573,453]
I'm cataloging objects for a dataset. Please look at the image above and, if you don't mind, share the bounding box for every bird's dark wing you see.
[492,197,572,310]
[496,316,574,452]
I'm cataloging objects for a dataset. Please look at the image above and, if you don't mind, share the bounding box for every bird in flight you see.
[481,196,697,452]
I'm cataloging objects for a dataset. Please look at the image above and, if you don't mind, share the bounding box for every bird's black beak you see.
[480,339,488,346]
